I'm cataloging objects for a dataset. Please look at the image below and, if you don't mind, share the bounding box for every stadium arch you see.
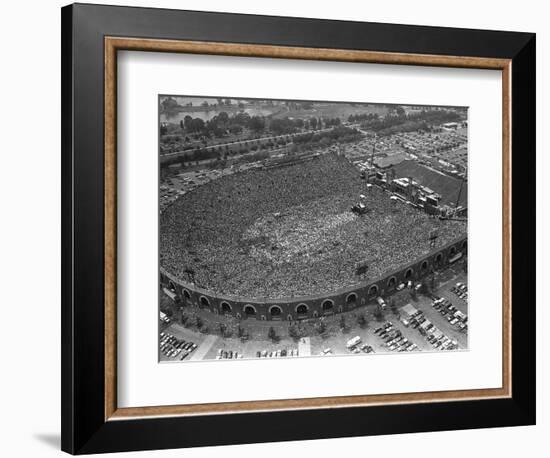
[199,296,210,309]
[321,299,334,313]
[346,292,358,306]
[268,305,283,319]
[243,304,257,317]
[160,235,466,322]
[295,303,309,317]
[220,301,232,314]
[368,284,379,297]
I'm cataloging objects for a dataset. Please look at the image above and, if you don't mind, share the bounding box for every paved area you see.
[160,262,468,362]
[298,337,311,356]
[189,334,217,361]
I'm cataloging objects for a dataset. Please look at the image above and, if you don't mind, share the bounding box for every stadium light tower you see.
[429,228,439,248]
[454,172,466,210]
[367,134,376,184]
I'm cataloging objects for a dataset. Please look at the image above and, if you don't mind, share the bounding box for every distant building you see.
[390,177,441,210]
[442,122,459,130]
[373,152,408,169]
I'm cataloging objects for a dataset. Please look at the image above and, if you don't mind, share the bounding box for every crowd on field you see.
[160,153,466,299]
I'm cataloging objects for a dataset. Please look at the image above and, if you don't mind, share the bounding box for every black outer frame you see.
[61,3,536,455]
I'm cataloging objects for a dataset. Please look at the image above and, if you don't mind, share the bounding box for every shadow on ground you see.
[34,433,60,450]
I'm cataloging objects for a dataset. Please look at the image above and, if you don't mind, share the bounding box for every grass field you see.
[273,103,389,121]
[392,160,467,207]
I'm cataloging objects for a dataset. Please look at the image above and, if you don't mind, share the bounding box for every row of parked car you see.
[159,311,171,324]
[216,349,244,359]
[160,332,197,360]
[406,309,459,351]
[343,335,376,355]
[432,297,468,332]
[426,332,458,350]
[451,282,468,302]
[373,322,419,352]
[405,310,433,333]
[256,348,299,358]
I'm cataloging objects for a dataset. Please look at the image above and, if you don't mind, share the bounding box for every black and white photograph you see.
[158,96,469,362]
[0,0,542,456]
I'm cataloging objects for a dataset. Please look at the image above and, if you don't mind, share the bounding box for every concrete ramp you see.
[190,334,218,361]
[298,337,311,357]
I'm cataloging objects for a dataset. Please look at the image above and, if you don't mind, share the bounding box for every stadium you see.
[160,153,467,321]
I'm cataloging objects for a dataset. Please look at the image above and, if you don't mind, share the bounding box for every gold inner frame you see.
[104,37,512,421]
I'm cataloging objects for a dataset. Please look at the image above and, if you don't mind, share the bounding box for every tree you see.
[394,105,406,117]
[268,326,278,342]
[356,313,368,329]
[430,273,436,290]
[237,325,247,340]
[190,117,205,133]
[195,315,203,329]
[249,115,265,133]
[308,117,318,130]
[418,281,430,296]
[315,319,327,336]
[390,298,399,316]
[183,115,193,131]
[374,306,384,322]
[288,324,301,341]
[339,315,349,333]
[217,111,229,125]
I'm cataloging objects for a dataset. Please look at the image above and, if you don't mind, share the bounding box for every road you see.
[189,334,218,361]
[161,127,333,159]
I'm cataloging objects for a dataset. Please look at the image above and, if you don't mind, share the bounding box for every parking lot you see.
[159,325,208,362]
[160,264,468,362]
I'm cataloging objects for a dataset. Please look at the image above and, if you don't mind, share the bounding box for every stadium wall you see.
[160,235,467,322]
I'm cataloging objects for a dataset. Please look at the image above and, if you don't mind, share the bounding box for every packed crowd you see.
[160,153,466,299]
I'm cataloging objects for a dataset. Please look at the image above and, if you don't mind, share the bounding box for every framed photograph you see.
[61,3,536,454]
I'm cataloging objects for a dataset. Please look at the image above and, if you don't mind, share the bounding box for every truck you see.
[346,336,362,349]
[376,296,387,309]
